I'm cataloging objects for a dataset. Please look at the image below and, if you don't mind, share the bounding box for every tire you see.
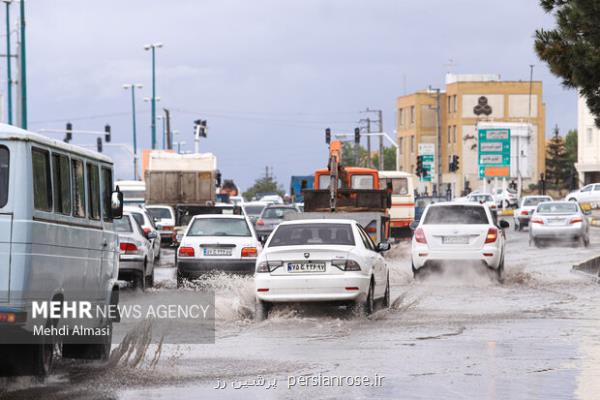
[63,321,112,361]
[382,274,390,309]
[133,268,145,291]
[146,267,154,288]
[495,257,505,284]
[412,263,419,280]
[533,238,542,249]
[255,300,271,321]
[568,198,577,202]
[353,279,375,316]
[176,269,184,288]
[585,236,591,248]
[155,247,161,261]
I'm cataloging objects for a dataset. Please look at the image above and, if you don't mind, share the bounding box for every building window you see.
[447,96,452,114]
[399,137,403,154]
[453,95,458,112]
[453,126,457,143]
[410,106,415,124]
[447,126,451,144]
[588,128,593,144]
[32,148,52,212]
[398,108,404,128]
[410,136,415,153]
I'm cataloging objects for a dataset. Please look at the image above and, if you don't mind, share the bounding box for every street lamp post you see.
[18,0,25,128]
[3,0,12,125]
[123,83,143,180]
[144,42,163,149]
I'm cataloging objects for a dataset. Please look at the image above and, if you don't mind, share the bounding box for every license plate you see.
[203,248,232,256]
[547,218,565,225]
[442,236,469,244]
[287,262,326,273]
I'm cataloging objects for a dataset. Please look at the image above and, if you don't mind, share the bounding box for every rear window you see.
[537,203,578,214]
[147,207,172,220]
[114,216,133,233]
[469,194,493,203]
[523,197,551,207]
[424,205,489,225]
[188,218,251,237]
[244,205,265,216]
[269,223,355,247]
[0,146,8,208]
[262,207,298,219]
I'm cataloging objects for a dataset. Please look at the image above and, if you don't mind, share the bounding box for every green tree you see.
[535,1,600,126]
[545,127,570,186]
[565,129,577,164]
[242,172,284,201]
[371,147,397,171]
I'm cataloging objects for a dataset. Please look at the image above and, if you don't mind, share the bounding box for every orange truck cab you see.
[314,167,380,190]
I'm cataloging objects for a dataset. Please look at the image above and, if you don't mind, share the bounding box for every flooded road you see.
[3,226,600,399]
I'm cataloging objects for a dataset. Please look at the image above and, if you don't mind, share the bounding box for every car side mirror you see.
[147,231,158,240]
[409,221,419,231]
[376,242,391,252]
[499,220,510,229]
[110,190,124,219]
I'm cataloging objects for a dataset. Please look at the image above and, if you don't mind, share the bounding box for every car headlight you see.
[256,261,283,273]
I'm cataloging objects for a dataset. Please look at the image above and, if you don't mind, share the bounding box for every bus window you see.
[0,146,8,208]
[86,163,101,220]
[32,148,52,212]
[101,167,113,222]
[72,159,86,217]
[351,174,374,189]
[380,178,409,195]
[52,153,72,215]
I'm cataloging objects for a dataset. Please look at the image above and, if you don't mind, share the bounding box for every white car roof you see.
[145,204,173,209]
[429,201,485,208]
[190,214,246,220]
[278,218,356,226]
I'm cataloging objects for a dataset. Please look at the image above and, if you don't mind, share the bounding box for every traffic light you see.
[416,155,423,177]
[96,137,103,153]
[325,128,331,144]
[104,124,111,143]
[194,120,207,138]
[354,127,360,144]
[64,122,73,143]
[453,155,459,171]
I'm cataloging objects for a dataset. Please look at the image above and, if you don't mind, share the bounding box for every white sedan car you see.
[176,214,261,286]
[254,219,391,320]
[411,202,509,281]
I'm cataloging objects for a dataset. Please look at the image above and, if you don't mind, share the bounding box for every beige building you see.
[396,74,545,195]
[576,95,600,184]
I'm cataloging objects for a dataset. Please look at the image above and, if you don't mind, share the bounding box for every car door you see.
[592,185,600,203]
[357,225,384,297]
[579,185,593,201]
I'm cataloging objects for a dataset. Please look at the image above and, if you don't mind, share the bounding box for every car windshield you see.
[244,205,265,216]
[0,146,8,208]
[523,197,551,207]
[147,207,172,219]
[188,218,251,237]
[351,174,374,189]
[537,203,578,214]
[262,208,298,219]
[114,216,133,233]
[424,205,489,225]
[269,223,355,247]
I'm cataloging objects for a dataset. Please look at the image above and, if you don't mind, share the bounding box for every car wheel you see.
[533,238,542,249]
[585,236,591,248]
[255,300,271,321]
[155,247,161,261]
[176,269,184,288]
[146,267,154,288]
[568,198,577,202]
[495,257,505,284]
[382,274,390,309]
[354,279,375,316]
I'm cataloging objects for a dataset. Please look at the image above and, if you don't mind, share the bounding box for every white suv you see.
[411,202,509,281]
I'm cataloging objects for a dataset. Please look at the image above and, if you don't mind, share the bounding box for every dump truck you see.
[144,152,219,245]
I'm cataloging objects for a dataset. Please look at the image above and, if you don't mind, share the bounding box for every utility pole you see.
[18,0,25,129]
[164,108,172,150]
[144,43,163,149]
[429,86,442,191]
[4,0,12,125]
[123,83,142,180]
[364,108,384,170]
[359,118,372,168]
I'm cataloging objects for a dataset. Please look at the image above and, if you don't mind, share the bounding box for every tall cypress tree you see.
[545,126,570,186]
[535,0,600,127]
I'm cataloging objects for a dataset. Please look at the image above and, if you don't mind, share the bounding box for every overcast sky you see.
[21,0,573,190]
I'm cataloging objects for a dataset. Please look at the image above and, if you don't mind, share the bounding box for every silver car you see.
[255,204,301,239]
[114,213,156,289]
[529,201,590,247]
[514,195,553,231]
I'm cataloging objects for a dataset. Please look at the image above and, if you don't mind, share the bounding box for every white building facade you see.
[576,95,600,184]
